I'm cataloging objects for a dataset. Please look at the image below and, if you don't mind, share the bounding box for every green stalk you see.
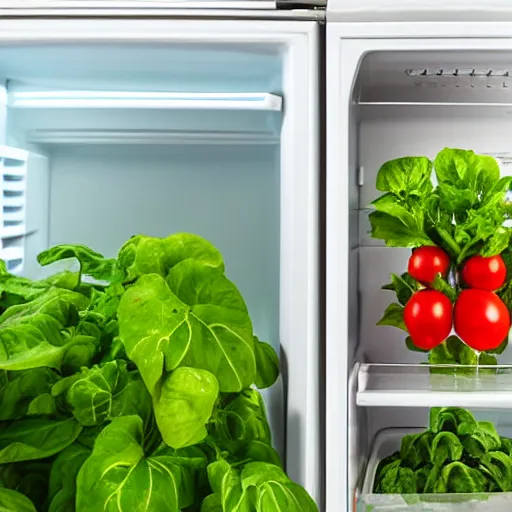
[456,241,476,265]
[436,227,461,258]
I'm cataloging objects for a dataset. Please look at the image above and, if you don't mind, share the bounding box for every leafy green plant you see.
[0,233,316,511]
[372,148,512,366]
[375,408,512,495]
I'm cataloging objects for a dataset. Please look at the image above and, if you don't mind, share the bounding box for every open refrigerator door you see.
[327,17,512,512]
[0,16,322,511]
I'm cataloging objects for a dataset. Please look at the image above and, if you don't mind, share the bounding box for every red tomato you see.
[454,289,510,351]
[408,246,450,285]
[461,255,507,292]
[404,290,453,350]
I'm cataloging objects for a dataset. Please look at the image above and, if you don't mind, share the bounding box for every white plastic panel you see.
[327,0,512,22]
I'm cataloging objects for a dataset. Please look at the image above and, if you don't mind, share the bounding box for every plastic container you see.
[357,428,512,511]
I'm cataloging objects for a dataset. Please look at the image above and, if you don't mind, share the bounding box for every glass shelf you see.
[357,363,512,409]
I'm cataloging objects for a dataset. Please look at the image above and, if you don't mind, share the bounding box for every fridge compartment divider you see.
[357,362,512,409]
[357,427,512,511]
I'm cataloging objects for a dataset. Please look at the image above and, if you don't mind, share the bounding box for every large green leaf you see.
[38,244,118,282]
[117,233,224,283]
[432,462,487,493]
[253,338,279,389]
[369,211,434,249]
[153,367,219,449]
[434,148,499,196]
[212,390,273,450]
[47,444,91,512]
[376,303,407,332]
[0,418,82,464]
[0,488,36,512]
[0,368,60,420]
[0,288,92,371]
[375,157,433,197]
[118,265,256,395]
[204,460,318,512]
[54,361,152,428]
[430,407,478,436]
[76,415,206,512]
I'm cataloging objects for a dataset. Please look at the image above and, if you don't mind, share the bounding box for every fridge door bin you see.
[357,427,512,512]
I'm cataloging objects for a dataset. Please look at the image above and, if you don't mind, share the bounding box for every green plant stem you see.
[436,227,461,258]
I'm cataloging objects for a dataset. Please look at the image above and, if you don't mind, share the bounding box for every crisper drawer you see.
[358,427,512,512]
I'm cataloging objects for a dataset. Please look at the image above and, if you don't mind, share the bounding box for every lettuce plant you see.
[0,233,317,511]
[375,407,512,495]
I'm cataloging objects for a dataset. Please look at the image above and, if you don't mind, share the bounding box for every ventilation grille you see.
[405,68,512,88]
[0,147,28,274]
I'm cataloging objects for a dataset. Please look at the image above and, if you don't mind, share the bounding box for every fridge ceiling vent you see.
[405,68,511,79]
[0,146,28,275]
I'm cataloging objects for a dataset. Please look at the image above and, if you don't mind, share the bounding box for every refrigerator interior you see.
[0,18,320,505]
[327,28,512,512]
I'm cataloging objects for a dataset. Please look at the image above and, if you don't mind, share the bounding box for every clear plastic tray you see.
[357,363,512,409]
[357,428,512,511]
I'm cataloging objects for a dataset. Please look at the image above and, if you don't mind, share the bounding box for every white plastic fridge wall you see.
[326,22,512,512]
[0,18,321,506]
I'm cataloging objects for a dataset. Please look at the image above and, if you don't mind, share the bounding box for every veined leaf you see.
[0,288,91,371]
[0,488,36,512]
[205,460,317,512]
[154,367,219,449]
[376,303,407,332]
[0,418,82,464]
[76,415,207,512]
[48,444,90,512]
[375,156,433,197]
[118,233,224,283]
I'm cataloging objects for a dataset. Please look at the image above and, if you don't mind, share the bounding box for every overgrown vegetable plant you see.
[371,148,512,366]
[374,407,512,495]
[0,233,317,511]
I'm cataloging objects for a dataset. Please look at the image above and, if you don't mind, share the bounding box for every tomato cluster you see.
[404,247,511,352]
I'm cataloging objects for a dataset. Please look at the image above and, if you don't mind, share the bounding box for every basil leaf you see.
[369,211,434,249]
[377,303,407,332]
[432,274,457,302]
[376,156,433,197]
[481,227,511,257]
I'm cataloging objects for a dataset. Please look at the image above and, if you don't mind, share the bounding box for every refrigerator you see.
[327,2,512,512]
[0,4,323,512]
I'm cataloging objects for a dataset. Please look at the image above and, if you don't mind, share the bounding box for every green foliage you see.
[375,408,512,496]
[0,233,314,511]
